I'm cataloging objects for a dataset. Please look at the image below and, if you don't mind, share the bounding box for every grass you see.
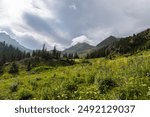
[0,50,150,100]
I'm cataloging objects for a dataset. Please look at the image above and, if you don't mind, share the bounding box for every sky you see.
[0,0,150,50]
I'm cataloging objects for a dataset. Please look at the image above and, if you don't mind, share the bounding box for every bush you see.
[86,75,95,84]
[18,89,33,100]
[9,62,19,74]
[81,59,92,64]
[41,87,51,100]
[97,78,117,94]
[9,83,18,92]
[29,78,38,90]
[119,88,142,100]
[32,66,51,73]
[72,77,85,84]
[63,81,78,92]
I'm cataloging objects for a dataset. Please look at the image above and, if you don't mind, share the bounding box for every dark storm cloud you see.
[23,12,71,45]
[23,13,52,33]
[19,35,43,50]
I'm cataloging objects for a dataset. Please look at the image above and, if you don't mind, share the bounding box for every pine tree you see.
[0,66,3,74]
[68,53,73,59]
[52,46,57,59]
[26,61,31,71]
[63,53,68,58]
[74,52,79,59]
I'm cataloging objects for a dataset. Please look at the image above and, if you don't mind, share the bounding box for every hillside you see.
[88,29,150,58]
[0,50,150,100]
[0,41,30,65]
[0,33,31,52]
[96,36,119,49]
[63,42,94,54]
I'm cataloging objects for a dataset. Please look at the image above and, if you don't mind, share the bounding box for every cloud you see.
[19,35,43,50]
[71,35,94,46]
[0,0,150,50]
[69,3,77,10]
[23,13,52,32]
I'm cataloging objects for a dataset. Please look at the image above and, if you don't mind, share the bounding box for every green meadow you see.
[0,50,150,100]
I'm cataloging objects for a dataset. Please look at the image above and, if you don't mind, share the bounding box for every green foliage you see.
[88,28,150,58]
[97,78,117,94]
[62,81,78,93]
[9,82,18,92]
[0,50,150,100]
[9,62,19,74]
[26,61,31,71]
[119,88,142,100]
[1,28,150,100]
[86,75,95,84]
[32,66,51,73]
[18,89,33,100]
[0,41,31,63]
[81,59,91,64]
[0,66,3,75]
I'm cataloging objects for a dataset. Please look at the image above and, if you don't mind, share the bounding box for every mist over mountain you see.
[0,33,31,52]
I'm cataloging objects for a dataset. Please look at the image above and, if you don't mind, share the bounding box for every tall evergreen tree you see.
[74,52,79,59]
[26,61,31,71]
[0,66,3,74]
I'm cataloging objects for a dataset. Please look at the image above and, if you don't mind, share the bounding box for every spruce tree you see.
[0,66,3,74]
[26,62,31,71]
[74,52,79,59]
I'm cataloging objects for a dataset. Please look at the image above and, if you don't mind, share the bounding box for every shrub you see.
[32,66,51,73]
[41,87,50,100]
[72,77,85,84]
[86,75,95,84]
[63,82,78,92]
[18,89,33,100]
[9,62,19,74]
[119,88,142,100]
[9,83,18,92]
[29,79,38,90]
[97,78,117,94]
[81,59,92,64]
[62,81,78,92]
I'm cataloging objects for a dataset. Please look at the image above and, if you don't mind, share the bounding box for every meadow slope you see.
[0,51,150,100]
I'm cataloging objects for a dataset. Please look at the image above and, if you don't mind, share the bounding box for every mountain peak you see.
[0,32,31,52]
[96,35,118,49]
[63,42,94,54]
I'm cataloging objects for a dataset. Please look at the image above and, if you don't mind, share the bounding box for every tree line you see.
[0,41,30,66]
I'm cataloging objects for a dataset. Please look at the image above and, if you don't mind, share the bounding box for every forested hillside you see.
[88,29,150,58]
[0,41,30,65]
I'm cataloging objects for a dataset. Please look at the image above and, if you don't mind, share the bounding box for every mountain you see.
[96,36,119,49]
[0,41,31,65]
[63,42,94,54]
[88,28,150,58]
[0,33,31,52]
